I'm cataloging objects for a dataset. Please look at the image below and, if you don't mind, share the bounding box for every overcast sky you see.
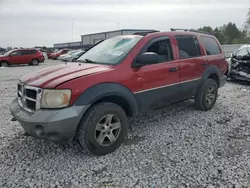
[0,0,250,48]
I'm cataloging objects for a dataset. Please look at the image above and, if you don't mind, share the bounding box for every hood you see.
[0,55,7,59]
[20,63,113,88]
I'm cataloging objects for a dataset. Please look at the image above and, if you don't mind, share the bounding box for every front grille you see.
[26,89,37,99]
[17,83,42,113]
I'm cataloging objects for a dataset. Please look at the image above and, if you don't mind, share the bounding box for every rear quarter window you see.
[200,36,221,55]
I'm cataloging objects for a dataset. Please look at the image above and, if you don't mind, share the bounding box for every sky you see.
[0,0,250,48]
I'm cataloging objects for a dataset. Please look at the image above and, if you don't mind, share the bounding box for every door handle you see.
[201,62,208,66]
[169,67,178,72]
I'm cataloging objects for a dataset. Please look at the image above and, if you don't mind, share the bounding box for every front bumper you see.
[230,71,250,82]
[10,98,88,143]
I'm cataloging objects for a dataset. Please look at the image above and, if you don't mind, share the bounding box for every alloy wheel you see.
[94,114,121,146]
[205,86,216,105]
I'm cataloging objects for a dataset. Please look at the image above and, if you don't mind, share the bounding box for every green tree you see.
[198,26,213,33]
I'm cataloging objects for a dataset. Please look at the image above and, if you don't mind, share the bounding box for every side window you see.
[21,50,32,55]
[200,36,221,55]
[145,38,173,62]
[175,35,201,59]
[31,50,37,54]
[11,51,21,56]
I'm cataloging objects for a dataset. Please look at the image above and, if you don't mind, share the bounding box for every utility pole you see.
[72,20,74,41]
[117,22,120,29]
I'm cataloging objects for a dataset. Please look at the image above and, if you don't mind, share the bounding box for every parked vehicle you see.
[58,50,79,61]
[50,49,71,60]
[65,50,86,62]
[0,48,44,67]
[227,45,250,82]
[10,29,227,155]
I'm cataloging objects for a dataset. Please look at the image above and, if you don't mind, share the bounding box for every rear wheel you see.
[72,58,76,62]
[30,59,39,66]
[76,102,127,156]
[194,79,218,111]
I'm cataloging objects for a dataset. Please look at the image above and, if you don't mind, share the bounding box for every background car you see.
[0,48,44,67]
[58,50,79,61]
[227,44,250,82]
[65,50,86,62]
[50,49,71,60]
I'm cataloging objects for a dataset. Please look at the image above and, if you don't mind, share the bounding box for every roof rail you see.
[170,28,212,35]
[133,30,160,36]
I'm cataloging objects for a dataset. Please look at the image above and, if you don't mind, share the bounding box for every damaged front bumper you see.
[228,58,250,82]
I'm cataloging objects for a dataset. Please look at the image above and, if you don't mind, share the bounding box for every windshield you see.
[66,50,77,55]
[77,36,142,65]
[4,50,16,56]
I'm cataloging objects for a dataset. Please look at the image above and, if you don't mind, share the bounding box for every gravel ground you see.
[0,60,250,188]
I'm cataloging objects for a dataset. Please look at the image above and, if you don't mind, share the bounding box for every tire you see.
[72,58,76,62]
[76,102,127,156]
[30,59,39,66]
[194,79,218,111]
[0,61,9,67]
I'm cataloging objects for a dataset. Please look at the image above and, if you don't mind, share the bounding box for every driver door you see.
[132,36,181,110]
[9,50,24,64]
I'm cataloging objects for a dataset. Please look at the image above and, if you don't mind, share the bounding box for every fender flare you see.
[74,82,139,116]
[200,65,221,85]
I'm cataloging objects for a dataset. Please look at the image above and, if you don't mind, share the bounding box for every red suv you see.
[0,49,44,67]
[10,29,227,155]
[50,49,71,60]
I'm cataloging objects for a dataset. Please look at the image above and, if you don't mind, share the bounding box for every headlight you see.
[41,89,71,108]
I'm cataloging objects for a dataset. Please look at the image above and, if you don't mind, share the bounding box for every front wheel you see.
[0,61,9,67]
[30,59,39,66]
[194,79,218,111]
[76,102,127,156]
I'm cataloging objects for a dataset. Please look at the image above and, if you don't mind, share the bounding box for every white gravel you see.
[0,60,250,188]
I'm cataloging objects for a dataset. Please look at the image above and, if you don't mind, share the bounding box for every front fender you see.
[74,82,139,115]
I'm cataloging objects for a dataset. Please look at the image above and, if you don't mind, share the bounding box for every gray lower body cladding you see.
[10,98,88,143]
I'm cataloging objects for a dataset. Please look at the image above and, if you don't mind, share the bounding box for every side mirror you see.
[132,52,159,68]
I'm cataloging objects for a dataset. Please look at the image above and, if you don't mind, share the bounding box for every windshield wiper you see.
[75,59,86,63]
[84,58,98,64]
[76,59,98,64]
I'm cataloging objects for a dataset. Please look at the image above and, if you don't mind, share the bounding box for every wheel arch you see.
[74,82,139,117]
[201,65,221,87]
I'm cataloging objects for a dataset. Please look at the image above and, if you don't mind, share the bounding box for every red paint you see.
[50,49,71,59]
[19,31,226,105]
[0,49,44,65]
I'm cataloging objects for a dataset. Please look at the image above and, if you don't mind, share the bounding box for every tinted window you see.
[10,50,21,56]
[21,50,36,55]
[201,36,221,55]
[145,38,173,62]
[176,35,201,59]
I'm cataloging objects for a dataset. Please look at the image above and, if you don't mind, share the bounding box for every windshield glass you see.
[56,50,63,54]
[4,50,16,56]
[66,50,77,55]
[77,36,142,65]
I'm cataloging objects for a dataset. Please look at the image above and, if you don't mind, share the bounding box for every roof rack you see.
[170,28,212,35]
[133,30,160,36]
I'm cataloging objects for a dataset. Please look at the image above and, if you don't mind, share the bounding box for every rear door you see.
[132,36,181,110]
[200,36,225,74]
[20,50,33,64]
[175,35,205,99]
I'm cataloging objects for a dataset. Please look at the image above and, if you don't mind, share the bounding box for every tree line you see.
[198,8,250,45]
